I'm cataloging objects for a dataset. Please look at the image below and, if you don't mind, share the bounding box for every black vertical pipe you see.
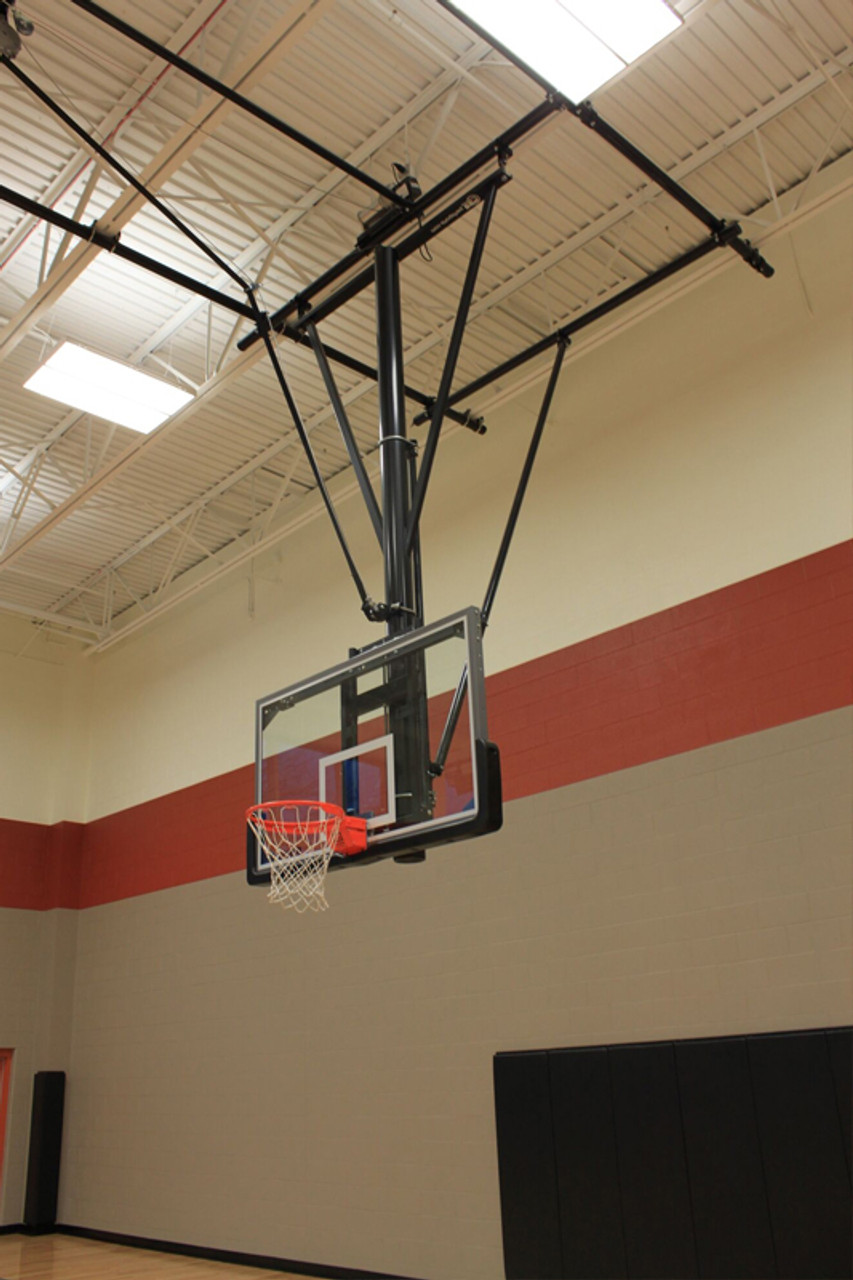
[408,444,425,628]
[375,247,431,830]
[375,246,415,636]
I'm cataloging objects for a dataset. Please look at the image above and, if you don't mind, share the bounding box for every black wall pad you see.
[23,1072,65,1232]
[675,1037,776,1279]
[493,1051,563,1279]
[549,1048,626,1279]
[608,1043,698,1280]
[494,1027,852,1280]
[748,1032,852,1279]
[826,1028,852,1186]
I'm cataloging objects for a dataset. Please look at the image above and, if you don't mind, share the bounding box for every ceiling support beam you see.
[0,0,230,269]
[70,0,413,212]
[0,183,257,319]
[0,0,336,364]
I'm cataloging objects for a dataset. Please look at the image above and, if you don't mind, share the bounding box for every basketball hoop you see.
[246,801,365,912]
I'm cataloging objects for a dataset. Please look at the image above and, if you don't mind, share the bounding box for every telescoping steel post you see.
[375,247,417,634]
[375,247,431,846]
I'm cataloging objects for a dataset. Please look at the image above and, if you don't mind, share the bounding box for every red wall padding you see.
[2,541,850,910]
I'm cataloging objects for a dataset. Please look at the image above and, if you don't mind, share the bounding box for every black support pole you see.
[375,247,431,832]
[259,325,375,618]
[375,246,416,634]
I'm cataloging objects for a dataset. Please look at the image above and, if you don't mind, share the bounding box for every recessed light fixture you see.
[24,342,193,433]
[449,0,682,100]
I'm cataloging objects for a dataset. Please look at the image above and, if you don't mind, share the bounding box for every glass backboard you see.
[247,607,501,880]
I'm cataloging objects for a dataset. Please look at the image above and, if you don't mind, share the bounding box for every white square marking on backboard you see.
[319,733,396,830]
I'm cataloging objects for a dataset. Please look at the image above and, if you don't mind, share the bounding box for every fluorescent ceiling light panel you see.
[453,0,681,99]
[24,342,193,433]
[562,0,681,63]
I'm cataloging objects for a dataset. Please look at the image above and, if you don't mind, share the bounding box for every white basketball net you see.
[248,802,343,912]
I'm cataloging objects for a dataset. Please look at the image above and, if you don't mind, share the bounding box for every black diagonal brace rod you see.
[0,183,256,319]
[431,339,568,778]
[281,327,482,431]
[69,0,410,212]
[1,54,252,296]
[404,176,499,554]
[259,324,377,619]
[480,339,568,627]
[306,322,383,546]
[435,0,773,280]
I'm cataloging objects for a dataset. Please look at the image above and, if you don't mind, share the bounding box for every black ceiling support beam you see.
[0,183,256,319]
[405,175,500,553]
[306,322,384,546]
[236,105,538,352]
[435,0,774,280]
[416,231,725,415]
[1,54,252,296]
[571,102,774,278]
[289,170,509,335]
[68,0,410,213]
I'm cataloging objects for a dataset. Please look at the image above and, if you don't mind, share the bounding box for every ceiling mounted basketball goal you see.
[1,0,774,908]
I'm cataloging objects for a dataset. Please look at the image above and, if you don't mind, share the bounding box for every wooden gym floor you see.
[0,1234,307,1279]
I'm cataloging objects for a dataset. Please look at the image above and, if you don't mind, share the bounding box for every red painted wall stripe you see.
[492,539,853,801]
[1,541,850,910]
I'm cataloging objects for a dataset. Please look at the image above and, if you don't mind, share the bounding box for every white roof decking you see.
[0,0,850,652]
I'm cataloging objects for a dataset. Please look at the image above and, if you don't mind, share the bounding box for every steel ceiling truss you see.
[0,0,848,645]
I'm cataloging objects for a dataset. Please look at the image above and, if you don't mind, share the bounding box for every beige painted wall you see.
[0,653,68,825]
[0,909,77,1225]
[57,710,852,1278]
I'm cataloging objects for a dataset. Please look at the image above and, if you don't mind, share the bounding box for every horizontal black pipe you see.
[355,98,556,252]
[236,100,553,351]
[417,232,725,412]
[573,103,773,277]
[0,183,256,318]
[1,53,250,295]
[68,0,409,211]
[435,0,773,279]
[240,167,510,351]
